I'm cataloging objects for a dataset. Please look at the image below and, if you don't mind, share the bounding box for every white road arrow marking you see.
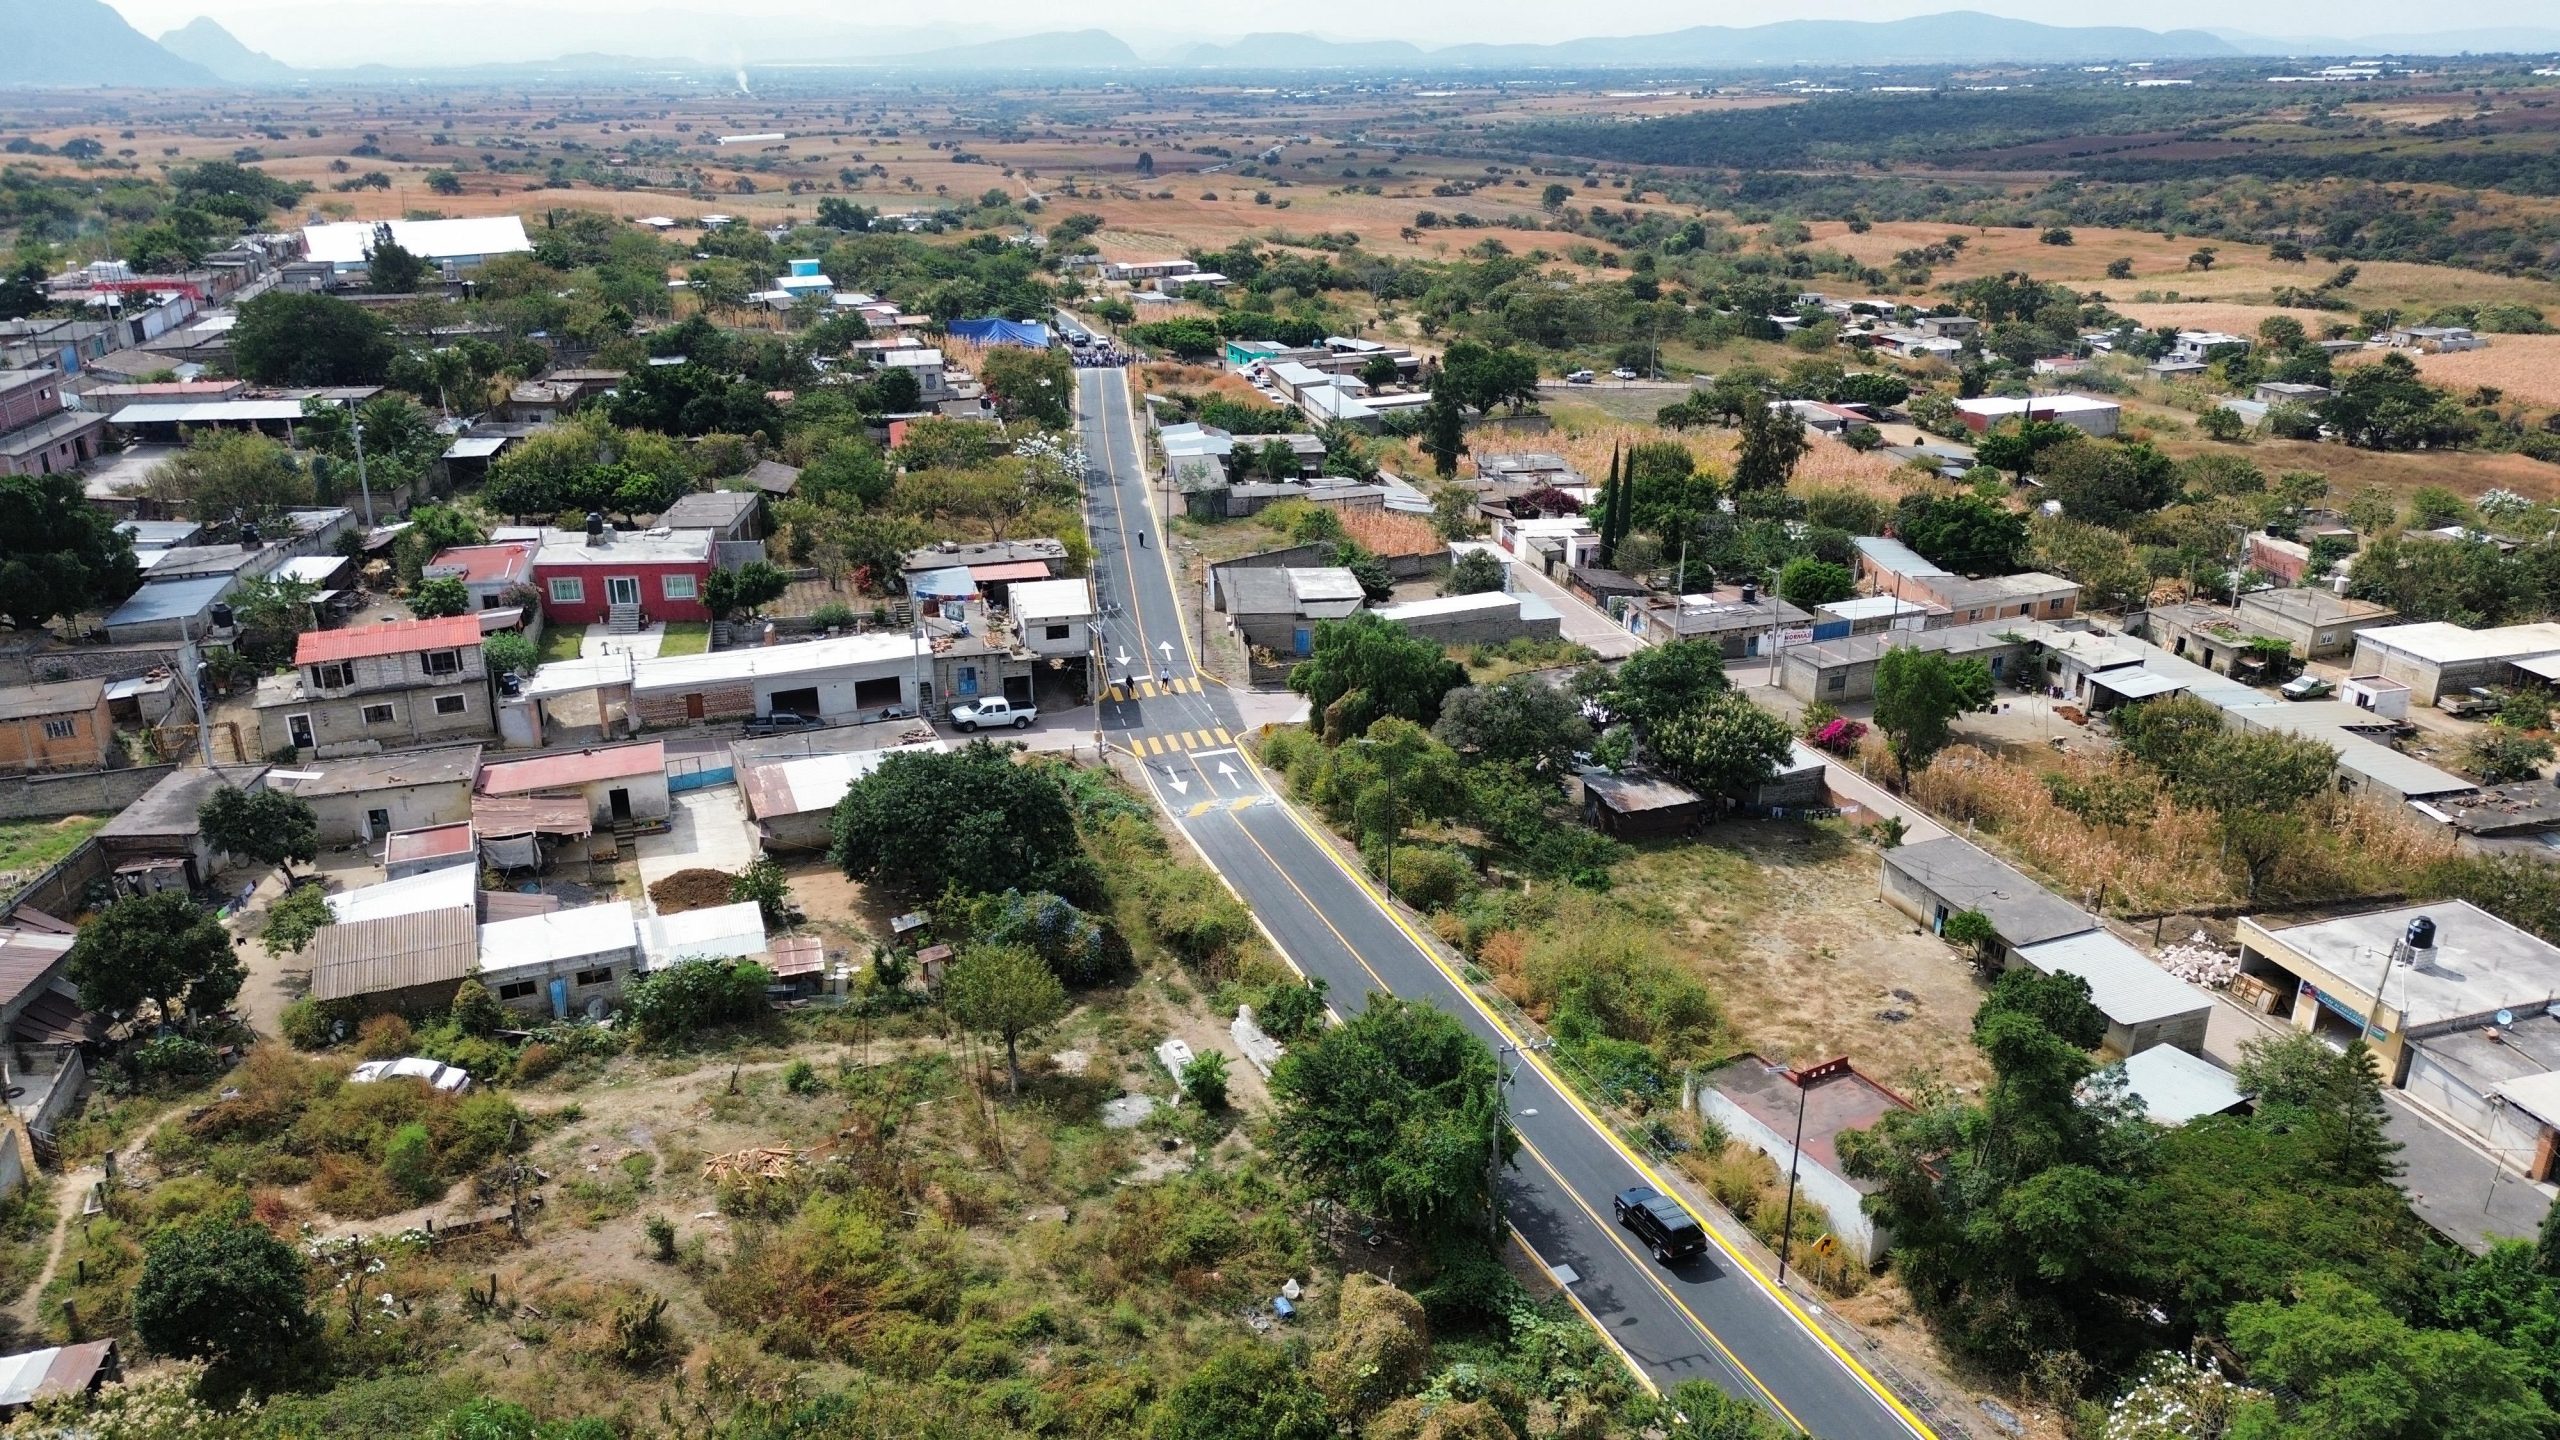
[1215,761,1239,782]
[1157,640,1175,660]
[1115,648,1133,668]
[1161,766,1190,795]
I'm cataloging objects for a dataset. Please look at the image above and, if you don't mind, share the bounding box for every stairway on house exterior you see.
[607,602,643,634]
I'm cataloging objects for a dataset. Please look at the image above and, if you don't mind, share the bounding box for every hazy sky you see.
[102,0,2560,67]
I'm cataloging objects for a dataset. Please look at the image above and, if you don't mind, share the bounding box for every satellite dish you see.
[2500,1009,2517,1027]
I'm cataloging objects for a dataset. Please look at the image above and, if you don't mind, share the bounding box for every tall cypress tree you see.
[1600,443,1624,566]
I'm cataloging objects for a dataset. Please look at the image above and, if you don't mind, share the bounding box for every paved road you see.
[1074,369,1938,1440]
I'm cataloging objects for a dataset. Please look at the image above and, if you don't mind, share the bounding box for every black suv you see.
[1614,1185,1707,1264]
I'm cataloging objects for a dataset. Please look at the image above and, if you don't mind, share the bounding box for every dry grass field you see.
[2339,333,2560,410]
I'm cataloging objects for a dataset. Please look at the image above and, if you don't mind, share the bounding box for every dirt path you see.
[6,1107,186,1336]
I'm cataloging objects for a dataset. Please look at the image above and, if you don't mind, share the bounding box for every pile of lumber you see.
[702,1146,799,1182]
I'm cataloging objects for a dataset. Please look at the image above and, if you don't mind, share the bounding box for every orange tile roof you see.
[295,615,483,666]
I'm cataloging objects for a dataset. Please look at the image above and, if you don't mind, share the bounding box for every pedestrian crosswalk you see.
[1184,796,1271,816]
[1122,727,1233,757]
[1106,676,1205,701]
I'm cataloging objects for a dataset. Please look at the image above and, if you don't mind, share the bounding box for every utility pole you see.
[351,405,377,528]
[1490,1039,1546,1243]
[177,612,213,766]
[1772,1060,1810,1284]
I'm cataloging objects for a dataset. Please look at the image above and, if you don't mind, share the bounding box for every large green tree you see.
[1871,647,1994,780]
[1432,674,1590,775]
[0,471,140,628]
[1574,640,1728,737]
[2038,439,2180,529]
[1647,690,1795,798]
[1895,494,2029,576]
[1840,971,2152,1372]
[67,890,245,1024]
[830,744,1094,904]
[143,431,313,531]
[941,942,1070,1095]
[199,785,318,879]
[1289,613,1468,744]
[2224,1273,2554,1440]
[1731,400,1811,499]
[1267,997,1516,1242]
[231,291,394,385]
[132,1214,315,1378]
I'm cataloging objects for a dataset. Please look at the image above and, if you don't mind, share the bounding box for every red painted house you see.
[530,527,714,626]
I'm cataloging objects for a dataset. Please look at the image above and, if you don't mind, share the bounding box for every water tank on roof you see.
[585,511,605,541]
[208,603,235,631]
[1740,583,1757,605]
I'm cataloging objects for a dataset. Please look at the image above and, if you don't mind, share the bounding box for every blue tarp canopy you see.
[910,566,980,602]
[948,317,1052,349]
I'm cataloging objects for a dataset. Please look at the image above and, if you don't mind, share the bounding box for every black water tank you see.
[585,510,605,540]
[208,602,234,630]
[2406,916,2438,953]
[1740,583,1758,605]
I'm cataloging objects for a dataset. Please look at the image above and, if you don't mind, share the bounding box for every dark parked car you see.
[1614,1185,1707,1263]
[744,711,825,735]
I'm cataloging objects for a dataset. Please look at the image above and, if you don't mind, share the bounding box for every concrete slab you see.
[2386,1093,2556,1253]
[635,786,755,892]
[582,623,666,661]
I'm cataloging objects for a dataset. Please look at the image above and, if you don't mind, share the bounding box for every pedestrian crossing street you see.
[1105,676,1206,701]
[1120,727,1234,757]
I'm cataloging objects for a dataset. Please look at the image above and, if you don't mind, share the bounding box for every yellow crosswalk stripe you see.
[1144,736,1163,756]
[1108,685,1127,702]
[1185,730,1205,749]
[1139,681,1158,699]
[1213,727,1232,745]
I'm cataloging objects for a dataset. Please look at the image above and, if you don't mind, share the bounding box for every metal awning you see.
[442,436,510,460]
[2089,669,2190,700]
[968,560,1052,583]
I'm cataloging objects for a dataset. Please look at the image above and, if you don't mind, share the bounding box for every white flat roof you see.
[1820,595,1938,621]
[329,863,477,924]
[535,527,713,565]
[2357,621,2560,667]
[1010,577,1093,624]
[1954,394,2121,415]
[2253,899,2560,1030]
[301,216,534,266]
[1374,592,1520,621]
[639,901,767,967]
[480,900,637,972]
[111,400,310,424]
[630,630,925,694]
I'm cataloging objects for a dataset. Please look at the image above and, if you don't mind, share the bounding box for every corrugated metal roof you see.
[309,907,477,1002]
[384,822,474,863]
[301,216,533,266]
[478,742,665,795]
[740,740,947,820]
[296,615,482,665]
[2017,930,2211,1030]
[766,933,825,978]
[1854,535,1951,579]
[102,575,230,628]
[472,793,592,838]
[969,559,1052,583]
[442,436,508,460]
[2114,1045,2248,1125]
[0,678,103,722]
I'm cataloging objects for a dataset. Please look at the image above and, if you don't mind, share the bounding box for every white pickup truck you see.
[949,696,1036,731]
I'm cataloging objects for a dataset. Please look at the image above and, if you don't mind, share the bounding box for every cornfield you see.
[1903,743,2459,914]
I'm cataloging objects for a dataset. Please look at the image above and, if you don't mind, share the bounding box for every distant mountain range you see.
[1168,15,2242,68]
[6,7,2558,88]
[0,0,214,87]
[157,17,296,84]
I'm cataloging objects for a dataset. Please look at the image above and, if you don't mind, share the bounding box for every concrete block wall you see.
[0,764,176,821]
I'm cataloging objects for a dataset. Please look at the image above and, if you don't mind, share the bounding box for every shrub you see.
[645,1213,677,1262]
[449,978,505,1037]
[1385,846,1471,912]
[357,1013,414,1060]
[278,998,335,1050]
[382,1122,439,1203]
[783,1058,821,1094]
[1808,716,1868,756]
[622,958,772,1043]
[135,1034,219,1080]
[512,1041,562,1082]
[1183,1051,1231,1112]
[810,602,857,630]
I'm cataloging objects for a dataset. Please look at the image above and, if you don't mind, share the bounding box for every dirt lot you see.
[1625,822,1992,1092]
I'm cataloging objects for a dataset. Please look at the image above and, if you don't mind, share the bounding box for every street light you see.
[1767,1058,1812,1285]
[1351,733,1398,892]
[1491,1038,1550,1242]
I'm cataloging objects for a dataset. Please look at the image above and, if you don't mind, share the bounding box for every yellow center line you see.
[1230,746,1942,1440]
[1215,809,1785,1413]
